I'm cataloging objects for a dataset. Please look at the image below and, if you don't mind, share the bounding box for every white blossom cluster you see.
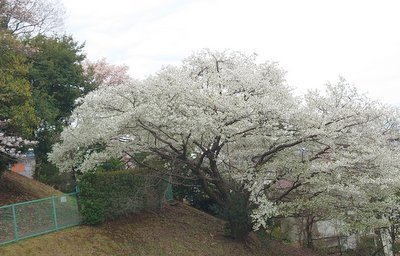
[49,50,400,231]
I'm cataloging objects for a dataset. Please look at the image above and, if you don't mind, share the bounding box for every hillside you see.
[0,172,320,255]
[0,171,61,206]
[0,202,320,256]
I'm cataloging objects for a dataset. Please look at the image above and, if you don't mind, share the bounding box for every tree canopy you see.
[0,1,91,183]
[0,30,37,174]
[50,50,400,236]
[25,34,98,189]
[28,35,87,124]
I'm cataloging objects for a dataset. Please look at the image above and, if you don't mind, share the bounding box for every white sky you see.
[61,0,400,105]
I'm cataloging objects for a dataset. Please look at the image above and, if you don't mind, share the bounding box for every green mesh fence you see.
[0,193,81,245]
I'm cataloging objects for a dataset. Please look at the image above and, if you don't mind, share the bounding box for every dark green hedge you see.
[78,169,170,225]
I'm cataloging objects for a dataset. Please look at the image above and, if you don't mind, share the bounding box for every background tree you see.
[27,35,90,190]
[49,50,400,240]
[0,0,65,36]
[28,35,88,122]
[83,58,132,89]
[0,30,37,175]
[1,0,121,192]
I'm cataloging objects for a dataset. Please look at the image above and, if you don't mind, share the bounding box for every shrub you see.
[78,169,169,225]
[173,182,219,215]
[36,161,76,192]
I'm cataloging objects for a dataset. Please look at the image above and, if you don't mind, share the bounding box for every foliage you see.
[270,225,291,244]
[78,169,169,225]
[342,236,383,256]
[50,50,400,239]
[95,157,125,172]
[28,34,87,122]
[173,179,253,239]
[222,190,253,239]
[173,183,218,214]
[26,34,94,186]
[35,161,75,192]
[0,30,37,175]
[0,31,37,137]
[0,0,115,193]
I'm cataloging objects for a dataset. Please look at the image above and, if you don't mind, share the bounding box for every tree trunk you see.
[380,227,394,256]
[304,215,315,248]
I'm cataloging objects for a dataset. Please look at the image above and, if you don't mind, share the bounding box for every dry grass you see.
[0,203,320,256]
[2,171,61,199]
[1,171,62,207]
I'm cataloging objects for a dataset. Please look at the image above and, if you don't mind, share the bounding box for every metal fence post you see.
[11,205,19,241]
[51,196,59,230]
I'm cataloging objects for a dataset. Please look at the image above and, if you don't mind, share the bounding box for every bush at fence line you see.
[78,168,169,225]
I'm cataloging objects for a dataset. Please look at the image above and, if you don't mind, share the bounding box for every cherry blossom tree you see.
[49,50,400,241]
[0,0,65,36]
[83,58,132,90]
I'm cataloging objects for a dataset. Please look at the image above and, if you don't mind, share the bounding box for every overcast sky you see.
[61,0,400,105]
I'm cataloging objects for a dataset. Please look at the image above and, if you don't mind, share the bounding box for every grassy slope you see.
[0,203,320,256]
[0,171,61,206]
[0,172,320,255]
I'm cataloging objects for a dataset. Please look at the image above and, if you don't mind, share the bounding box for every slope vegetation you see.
[0,202,320,256]
[0,171,61,206]
[0,172,319,255]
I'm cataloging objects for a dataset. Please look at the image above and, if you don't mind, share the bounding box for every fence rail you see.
[0,192,81,245]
